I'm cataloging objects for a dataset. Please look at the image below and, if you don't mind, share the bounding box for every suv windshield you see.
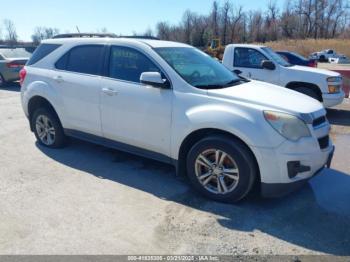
[262,47,292,67]
[155,47,241,89]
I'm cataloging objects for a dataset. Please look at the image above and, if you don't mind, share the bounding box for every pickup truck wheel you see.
[186,135,257,203]
[32,108,66,148]
[319,55,327,62]
[294,87,321,101]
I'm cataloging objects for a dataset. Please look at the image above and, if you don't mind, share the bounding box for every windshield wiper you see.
[195,84,225,89]
[195,79,243,89]
[223,79,243,86]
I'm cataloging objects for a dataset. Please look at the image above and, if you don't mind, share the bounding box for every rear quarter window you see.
[27,44,61,66]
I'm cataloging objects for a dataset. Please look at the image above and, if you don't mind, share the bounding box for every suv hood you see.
[207,80,324,114]
[288,65,340,77]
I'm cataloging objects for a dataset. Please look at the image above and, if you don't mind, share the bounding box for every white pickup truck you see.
[222,44,345,108]
[310,49,339,62]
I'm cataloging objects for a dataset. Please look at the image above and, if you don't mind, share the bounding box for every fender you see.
[23,80,66,127]
[171,104,285,160]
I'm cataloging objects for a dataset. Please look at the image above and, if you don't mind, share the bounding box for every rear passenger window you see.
[27,44,61,66]
[108,46,160,83]
[55,45,104,76]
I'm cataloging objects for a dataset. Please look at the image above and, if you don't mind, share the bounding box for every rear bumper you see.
[322,91,345,108]
[2,68,21,82]
[261,146,335,198]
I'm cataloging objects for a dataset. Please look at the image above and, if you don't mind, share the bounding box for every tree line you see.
[156,0,350,47]
[0,0,349,47]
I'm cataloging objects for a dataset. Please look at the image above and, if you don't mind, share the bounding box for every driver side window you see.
[109,46,161,83]
[234,48,266,69]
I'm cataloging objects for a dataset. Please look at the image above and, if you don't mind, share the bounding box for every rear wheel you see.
[186,135,258,203]
[31,107,66,148]
[0,74,6,87]
[294,87,321,102]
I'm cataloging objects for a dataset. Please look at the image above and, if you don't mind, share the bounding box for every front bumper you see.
[322,91,345,108]
[261,146,334,198]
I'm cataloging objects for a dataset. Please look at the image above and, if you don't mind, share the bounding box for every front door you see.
[100,46,172,157]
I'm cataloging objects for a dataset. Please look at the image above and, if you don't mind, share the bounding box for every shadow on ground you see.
[36,138,350,255]
[0,82,21,92]
[327,108,350,126]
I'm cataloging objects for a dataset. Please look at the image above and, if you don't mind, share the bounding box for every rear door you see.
[53,45,105,136]
[100,45,172,157]
[233,47,280,85]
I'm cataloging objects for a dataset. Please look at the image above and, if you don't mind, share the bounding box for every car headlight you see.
[264,111,311,141]
[327,76,342,83]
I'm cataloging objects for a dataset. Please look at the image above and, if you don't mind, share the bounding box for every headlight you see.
[264,111,311,141]
[327,76,342,83]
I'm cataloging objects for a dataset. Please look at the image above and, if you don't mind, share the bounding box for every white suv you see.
[20,34,334,202]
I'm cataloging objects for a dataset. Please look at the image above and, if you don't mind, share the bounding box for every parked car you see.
[0,47,31,87]
[20,34,334,202]
[222,44,345,108]
[277,51,317,68]
[310,49,344,63]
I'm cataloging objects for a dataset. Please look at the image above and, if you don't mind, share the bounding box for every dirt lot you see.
[0,84,350,256]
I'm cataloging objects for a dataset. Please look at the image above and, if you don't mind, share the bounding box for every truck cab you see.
[222,44,345,108]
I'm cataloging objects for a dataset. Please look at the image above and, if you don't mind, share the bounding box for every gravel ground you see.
[0,84,349,255]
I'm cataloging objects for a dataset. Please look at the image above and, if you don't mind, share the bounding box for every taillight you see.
[7,62,23,68]
[19,68,27,86]
[308,61,317,68]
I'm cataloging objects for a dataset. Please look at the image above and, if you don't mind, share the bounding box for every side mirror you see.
[140,72,170,89]
[233,69,242,75]
[261,60,276,70]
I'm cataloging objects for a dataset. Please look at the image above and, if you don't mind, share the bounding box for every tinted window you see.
[234,48,267,68]
[27,44,60,65]
[109,46,160,83]
[55,53,69,70]
[62,45,104,75]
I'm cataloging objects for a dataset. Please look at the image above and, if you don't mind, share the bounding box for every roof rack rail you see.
[120,36,160,40]
[52,33,161,41]
[52,33,118,39]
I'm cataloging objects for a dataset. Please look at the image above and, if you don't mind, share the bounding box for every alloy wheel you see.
[35,115,56,146]
[195,149,240,195]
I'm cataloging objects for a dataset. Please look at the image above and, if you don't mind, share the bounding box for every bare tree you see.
[230,5,244,42]
[211,1,220,37]
[221,0,232,45]
[3,19,18,45]
[31,27,60,45]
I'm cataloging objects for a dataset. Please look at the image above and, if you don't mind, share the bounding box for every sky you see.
[1,0,278,41]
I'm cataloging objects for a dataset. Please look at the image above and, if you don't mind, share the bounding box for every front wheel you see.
[31,108,67,148]
[186,135,258,203]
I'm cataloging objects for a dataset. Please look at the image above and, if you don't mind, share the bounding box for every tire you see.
[0,74,6,87]
[294,87,321,101]
[319,55,327,63]
[31,107,66,148]
[186,135,258,203]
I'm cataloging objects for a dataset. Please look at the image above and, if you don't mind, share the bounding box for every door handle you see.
[53,75,64,83]
[102,87,118,96]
